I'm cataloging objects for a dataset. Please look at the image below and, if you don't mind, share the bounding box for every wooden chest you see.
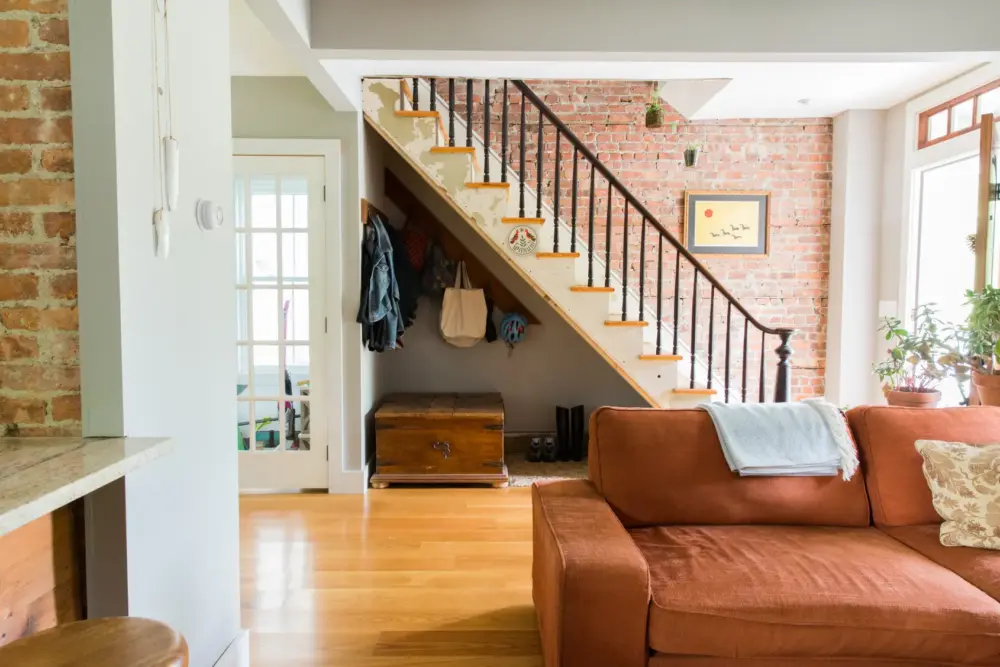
[371,393,508,488]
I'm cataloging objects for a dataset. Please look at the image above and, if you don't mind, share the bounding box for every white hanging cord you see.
[151,0,166,211]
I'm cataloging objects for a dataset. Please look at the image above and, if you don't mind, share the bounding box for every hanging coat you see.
[357,214,404,352]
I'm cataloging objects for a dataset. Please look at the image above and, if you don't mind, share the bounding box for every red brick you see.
[0,51,70,81]
[0,273,38,300]
[0,84,29,111]
[40,85,70,111]
[0,178,74,207]
[0,149,32,174]
[0,0,65,12]
[0,396,46,424]
[0,243,74,270]
[40,146,72,173]
[0,335,37,360]
[42,332,77,362]
[13,424,80,437]
[51,393,80,422]
[0,117,72,144]
[0,211,32,237]
[47,272,75,300]
[0,306,39,330]
[40,306,75,330]
[0,365,78,392]
[37,18,68,46]
[42,211,73,241]
[0,19,29,48]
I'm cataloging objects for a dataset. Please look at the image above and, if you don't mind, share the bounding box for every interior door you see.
[234,155,329,490]
[976,113,999,290]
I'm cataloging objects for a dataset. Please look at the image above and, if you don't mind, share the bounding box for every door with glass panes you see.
[234,155,328,490]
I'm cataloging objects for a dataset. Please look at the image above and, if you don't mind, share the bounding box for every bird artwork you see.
[720,229,733,237]
[710,232,721,238]
[739,224,751,232]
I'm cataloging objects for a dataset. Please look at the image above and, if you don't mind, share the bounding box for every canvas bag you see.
[440,262,487,347]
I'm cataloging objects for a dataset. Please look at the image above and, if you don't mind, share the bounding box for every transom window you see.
[918,78,1000,150]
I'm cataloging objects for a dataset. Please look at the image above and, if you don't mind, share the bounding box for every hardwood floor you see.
[240,488,542,666]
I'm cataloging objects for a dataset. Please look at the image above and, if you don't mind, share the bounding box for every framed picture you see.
[682,190,770,256]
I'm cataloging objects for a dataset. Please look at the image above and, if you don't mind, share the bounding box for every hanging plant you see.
[967,233,977,252]
[684,142,702,167]
[645,84,664,128]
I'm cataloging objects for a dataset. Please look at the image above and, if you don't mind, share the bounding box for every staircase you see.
[363,77,795,408]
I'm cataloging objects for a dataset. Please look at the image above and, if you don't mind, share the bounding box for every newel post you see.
[773,330,794,403]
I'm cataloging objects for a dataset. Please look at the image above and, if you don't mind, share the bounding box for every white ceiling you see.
[231,0,985,117]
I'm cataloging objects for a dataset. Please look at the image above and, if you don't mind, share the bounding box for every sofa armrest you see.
[532,479,650,667]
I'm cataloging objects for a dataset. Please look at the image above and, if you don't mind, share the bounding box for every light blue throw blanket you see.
[699,399,858,480]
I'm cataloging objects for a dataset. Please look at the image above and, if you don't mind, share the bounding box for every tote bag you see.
[440,261,487,348]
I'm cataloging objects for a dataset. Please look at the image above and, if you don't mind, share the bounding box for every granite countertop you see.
[0,437,174,535]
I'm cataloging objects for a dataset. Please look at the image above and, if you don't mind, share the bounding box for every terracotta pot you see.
[971,371,1000,406]
[886,390,941,409]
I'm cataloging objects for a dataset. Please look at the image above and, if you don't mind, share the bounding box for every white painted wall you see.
[827,111,885,406]
[71,0,240,664]
[230,0,300,76]
[379,143,648,431]
[310,0,1000,56]
[231,76,375,484]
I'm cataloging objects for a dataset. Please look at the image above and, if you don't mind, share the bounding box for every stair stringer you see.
[364,78,715,408]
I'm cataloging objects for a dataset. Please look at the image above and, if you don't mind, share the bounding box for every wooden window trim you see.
[918,78,1000,150]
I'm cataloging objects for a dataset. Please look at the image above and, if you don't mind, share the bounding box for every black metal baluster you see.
[672,251,680,355]
[605,182,612,288]
[707,286,715,389]
[742,320,749,402]
[759,331,767,402]
[587,167,595,286]
[466,79,473,147]
[690,269,698,388]
[621,203,629,321]
[638,217,646,322]
[448,78,455,147]
[429,78,436,111]
[483,80,491,183]
[553,131,561,252]
[412,77,419,110]
[656,235,663,354]
[518,92,526,217]
[536,111,544,219]
[724,302,732,403]
[570,149,578,253]
[501,81,508,183]
[774,331,793,403]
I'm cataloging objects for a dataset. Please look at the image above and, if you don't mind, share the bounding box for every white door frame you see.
[233,138,354,492]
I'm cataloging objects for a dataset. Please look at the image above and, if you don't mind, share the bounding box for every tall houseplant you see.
[873,305,952,408]
[965,285,1000,405]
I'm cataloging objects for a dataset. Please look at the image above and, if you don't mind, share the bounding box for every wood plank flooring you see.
[240,488,542,666]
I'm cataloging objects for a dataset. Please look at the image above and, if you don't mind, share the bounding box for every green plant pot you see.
[645,107,663,128]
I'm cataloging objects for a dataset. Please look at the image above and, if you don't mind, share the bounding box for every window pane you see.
[928,110,948,141]
[238,400,252,451]
[281,232,309,284]
[252,344,281,396]
[250,177,277,228]
[251,232,278,284]
[252,289,279,341]
[286,344,310,390]
[253,400,282,450]
[237,345,249,394]
[236,233,247,283]
[283,290,309,342]
[280,177,309,229]
[979,88,1000,119]
[285,400,311,451]
[236,289,249,340]
[234,177,246,229]
[952,99,974,132]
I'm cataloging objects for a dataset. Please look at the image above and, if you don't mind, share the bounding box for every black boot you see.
[527,437,542,463]
[570,405,586,461]
[556,406,571,461]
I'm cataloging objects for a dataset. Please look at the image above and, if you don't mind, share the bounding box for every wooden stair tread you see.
[396,110,440,118]
[672,388,719,396]
[604,320,649,327]
[570,285,615,293]
[502,217,544,224]
[465,182,510,189]
[431,146,476,154]
[535,252,580,258]
[639,354,683,361]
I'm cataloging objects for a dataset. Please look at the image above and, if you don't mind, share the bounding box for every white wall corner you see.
[214,629,250,667]
[827,110,886,407]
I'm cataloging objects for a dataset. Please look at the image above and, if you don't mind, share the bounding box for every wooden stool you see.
[0,617,188,667]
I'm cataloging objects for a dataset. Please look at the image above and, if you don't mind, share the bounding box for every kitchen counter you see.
[0,437,173,536]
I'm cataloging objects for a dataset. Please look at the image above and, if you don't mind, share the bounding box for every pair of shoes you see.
[526,437,542,463]
[527,435,559,463]
[556,406,586,461]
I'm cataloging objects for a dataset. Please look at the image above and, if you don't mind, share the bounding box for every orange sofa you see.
[532,406,1000,666]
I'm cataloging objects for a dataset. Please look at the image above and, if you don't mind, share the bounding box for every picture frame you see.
[682,190,770,256]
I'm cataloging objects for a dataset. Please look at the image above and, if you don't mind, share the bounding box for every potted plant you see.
[645,91,664,128]
[684,142,701,167]
[873,305,952,408]
[965,285,1000,405]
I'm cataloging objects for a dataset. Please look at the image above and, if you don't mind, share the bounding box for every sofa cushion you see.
[631,524,1000,663]
[885,524,1000,602]
[589,407,870,528]
[847,405,1000,527]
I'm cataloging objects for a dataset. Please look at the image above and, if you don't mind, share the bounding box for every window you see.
[917,78,1000,149]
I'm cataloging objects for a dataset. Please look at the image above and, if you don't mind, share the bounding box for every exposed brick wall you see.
[440,79,831,399]
[0,0,77,436]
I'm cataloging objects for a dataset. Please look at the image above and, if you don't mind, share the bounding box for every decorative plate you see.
[507,225,538,256]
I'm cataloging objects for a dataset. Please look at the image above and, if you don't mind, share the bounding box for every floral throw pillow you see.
[914,439,1000,550]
